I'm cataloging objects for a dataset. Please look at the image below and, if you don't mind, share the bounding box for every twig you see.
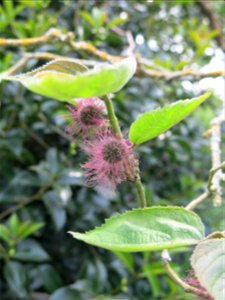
[0,29,224,81]
[208,112,224,207]
[0,184,51,221]
[185,192,209,211]
[0,28,61,47]
[140,66,225,81]
[38,112,73,142]
[162,250,209,298]
[207,161,225,191]
[185,162,225,211]
[21,122,49,150]
[69,40,121,62]
[0,28,121,62]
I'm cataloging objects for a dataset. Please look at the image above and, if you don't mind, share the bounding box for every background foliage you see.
[0,1,224,299]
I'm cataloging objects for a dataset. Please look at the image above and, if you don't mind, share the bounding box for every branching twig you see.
[185,161,225,211]
[1,29,224,81]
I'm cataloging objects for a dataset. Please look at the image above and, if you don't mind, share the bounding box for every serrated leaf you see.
[69,206,204,252]
[129,92,211,145]
[5,57,137,103]
[191,236,225,300]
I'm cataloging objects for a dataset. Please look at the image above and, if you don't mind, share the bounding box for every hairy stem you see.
[102,95,123,138]
[102,94,147,207]
[135,177,147,208]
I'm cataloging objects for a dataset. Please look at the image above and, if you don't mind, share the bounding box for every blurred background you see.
[0,0,224,299]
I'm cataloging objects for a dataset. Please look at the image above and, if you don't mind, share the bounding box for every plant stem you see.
[102,94,147,208]
[102,95,123,138]
[162,256,209,298]
[135,177,147,208]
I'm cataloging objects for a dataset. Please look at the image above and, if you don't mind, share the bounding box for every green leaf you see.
[191,235,225,300]
[43,190,66,231]
[0,224,11,244]
[17,221,44,240]
[13,239,50,262]
[129,92,211,145]
[38,264,63,293]
[5,57,137,103]
[4,261,28,299]
[113,251,134,272]
[8,214,20,235]
[69,206,204,252]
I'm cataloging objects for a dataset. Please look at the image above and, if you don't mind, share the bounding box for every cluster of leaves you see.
[0,1,224,299]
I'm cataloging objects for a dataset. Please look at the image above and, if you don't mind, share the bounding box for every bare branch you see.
[140,66,225,81]
[185,192,210,211]
[0,29,224,81]
[208,112,225,206]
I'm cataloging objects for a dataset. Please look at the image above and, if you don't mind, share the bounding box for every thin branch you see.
[185,192,209,211]
[208,112,224,207]
[0,28,121,62]
[207,161,225,191]
[69,40,121,62]
[140,66,225,81]
[162,250,210,298]
[21,122,49,150]
[185,162,225,211]
[0,29,224,81]
[0,184,52,221]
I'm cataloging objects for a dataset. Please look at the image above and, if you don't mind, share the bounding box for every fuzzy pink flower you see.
[66,98,107,137]
[82,131,138,190]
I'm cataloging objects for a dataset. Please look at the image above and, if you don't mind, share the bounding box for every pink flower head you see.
[82,131,138,190]
[66,98,107,137]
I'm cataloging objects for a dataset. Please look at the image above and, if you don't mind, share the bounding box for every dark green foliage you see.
[0,0,223,299]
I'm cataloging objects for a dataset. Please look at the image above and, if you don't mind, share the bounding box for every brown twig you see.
[0,29,224,81]
[140,66,225,81]
[0,28,61,47]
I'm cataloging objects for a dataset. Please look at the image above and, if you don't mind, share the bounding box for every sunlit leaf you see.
[191,235,225,300]
[5,57,137,103]
[69,206,204,252]
[129,91,211,145]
